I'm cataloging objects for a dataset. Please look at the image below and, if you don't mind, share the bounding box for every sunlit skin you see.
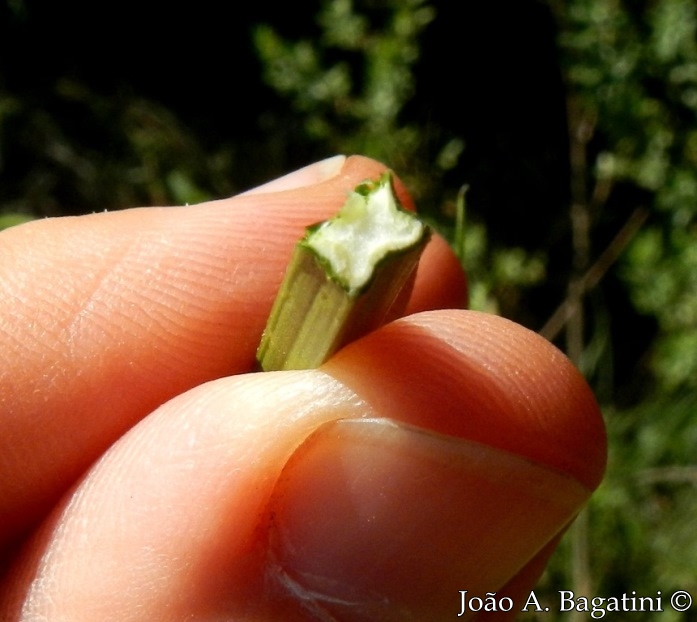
[0,156,606,620]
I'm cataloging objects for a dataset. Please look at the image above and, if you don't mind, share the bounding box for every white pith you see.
[306,179,424,291]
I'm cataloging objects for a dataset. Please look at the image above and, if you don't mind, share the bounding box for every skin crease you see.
[0,155,606,620]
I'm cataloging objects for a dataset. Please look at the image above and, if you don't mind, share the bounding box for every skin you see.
[0,155,606,621]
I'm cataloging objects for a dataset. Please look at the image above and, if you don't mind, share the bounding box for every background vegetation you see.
[2,0,696,618]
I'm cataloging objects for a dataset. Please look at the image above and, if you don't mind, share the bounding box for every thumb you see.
[1,311,605,621]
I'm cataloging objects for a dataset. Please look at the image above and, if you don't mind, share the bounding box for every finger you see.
[323,309,606,490]
[406,233,468,314]
[1,310,605,621]
[0,156,466,550]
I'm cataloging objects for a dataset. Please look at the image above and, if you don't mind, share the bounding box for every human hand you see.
[0,155,606,620]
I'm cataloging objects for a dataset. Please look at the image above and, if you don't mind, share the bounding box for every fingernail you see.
[241,155,346,195]
[266,418,590,621]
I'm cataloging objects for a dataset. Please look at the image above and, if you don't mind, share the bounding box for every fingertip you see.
[323,309,606,491]
[240,155,347,195]
[408,233,468,313]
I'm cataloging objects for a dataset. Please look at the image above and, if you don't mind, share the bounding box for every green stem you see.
[257,171,430,371]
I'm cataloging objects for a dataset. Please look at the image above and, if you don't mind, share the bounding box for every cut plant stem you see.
[257,171,431,371]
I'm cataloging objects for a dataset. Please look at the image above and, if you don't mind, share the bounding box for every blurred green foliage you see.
[254,0,436,169]
[1,0,696,615]
[559,0,697,392]
[0,78,226,215]
[549,0,697,616]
